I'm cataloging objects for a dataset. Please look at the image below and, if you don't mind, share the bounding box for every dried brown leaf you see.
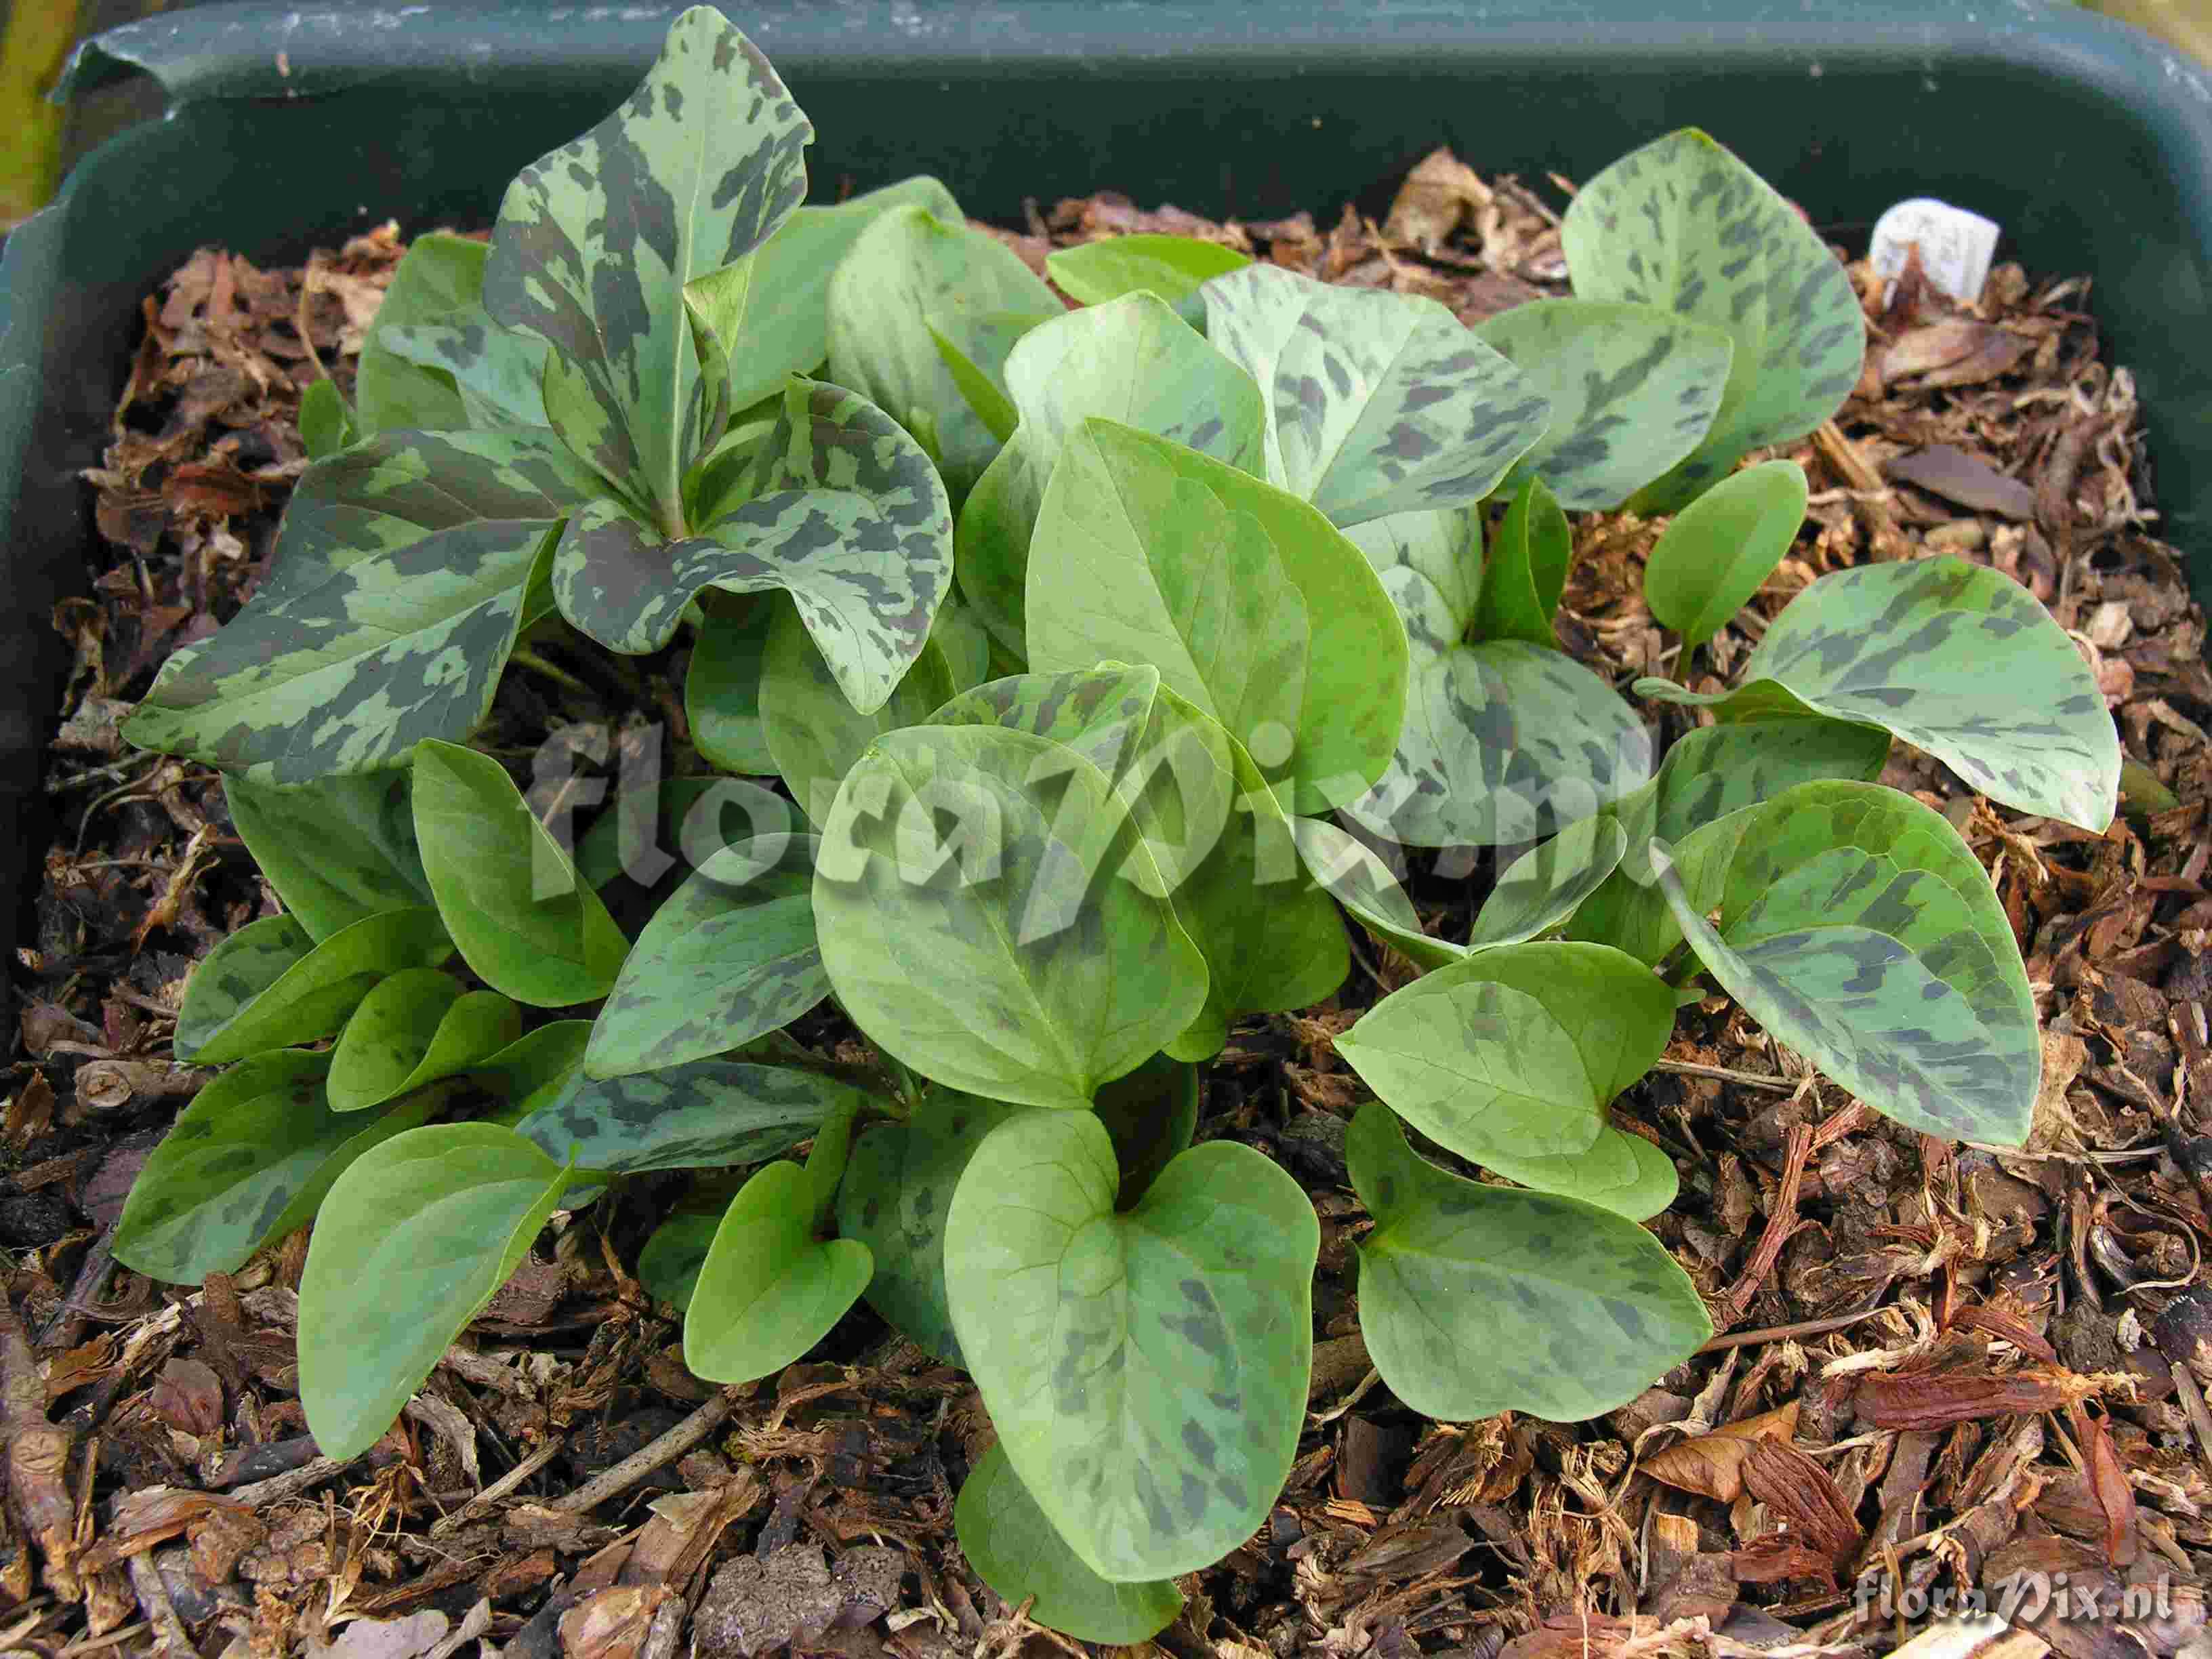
[1641,1401,1799,1503]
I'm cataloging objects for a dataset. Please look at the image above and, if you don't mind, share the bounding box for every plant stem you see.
[510,647,596,698]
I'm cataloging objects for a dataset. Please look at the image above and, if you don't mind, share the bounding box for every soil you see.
[5,150,2211,1659]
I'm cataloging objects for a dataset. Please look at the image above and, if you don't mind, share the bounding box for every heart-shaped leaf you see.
[1562,129,1864,512]
[113,1052,442,1284]
[1471,298,1734,510]
[638,1212,720,1311]
[957,1443,1183,1643]
[483,5,811,527]
[945,1109,1317,1581]
[1655,779,2039,1142]
[552,380,952,715]
[300,1124,577,1459]
[224,773,433,944]
[686,595,779,775]
[1291,817,1464,971]
[1027,418,1408,814]
[684,1102,872,1383]
[956,292,1266,655]
[1346,640,1652,848]
[354,232,491,436]
[1635,556,2118,831]
[826,203,1059,499]
[412,739,629,1006]
[1336,941,1677,1212]
[760,597,958,825]
[1046,234,1251,308]
[329,974,521,1113]
[1347,1103,1708,1419]
[518,1059,863,1173]
[1642,458,1807,649]
[177,908,453,1065]
[585,835,828,1078]
[1200,263,1550,527]
[1467,815,1629,951]
[1470,475,1571,649]
[837,1090,1025,1363]
[813,724,1208,1109]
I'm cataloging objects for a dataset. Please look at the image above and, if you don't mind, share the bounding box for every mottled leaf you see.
[837,1090,1025,1364]
[1200,263,1550,527]
[760,596,957,825]
[1336,941,1679,1212]
[958,1443,1183,1643]
[687,596,779,775]
[1291,817,1465,971]
[483,6,811,525]
[1027,419,1407,814]
[1343,506,1482,659]
[354,232,487,436]
[1346,639,1652,848]
[1472,298,1733,510]
[928,314,1029,446]
[1635,556,2118,831]
[474,1021,595,1121]
[1562,129,1864,511]
[300,1124,575,1458]
[224,771,432,943]
[329,972,521,1113]
[376,307,550,430]
[1347,1103,1708,1418]
[1046,234,1251,308]
[178,908,453,1065]
[1643,458,1807,649]
[945,1110,1317,1580]
[1471,475,1570,649]
[113,1052,440,1284]
[412,739,629,1007]
[553,380,952,716]
[518,1058,859,1173]
[1467,815,1629,950]
[825,203,1059,499]
[1654,779,2039,1142]
[956,292,1267,655]
[684,1102,872,1383]
[813,725,1208,1108]
[584,836,828,1078]
[638,1212,719,1311]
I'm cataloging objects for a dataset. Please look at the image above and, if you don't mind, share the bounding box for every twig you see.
[226,1454,359,1508]
[1650,1058,1797,1093]
[1710,1122,1816,1328]
[57,1622,148,1656]
[125,1552,192,1658]
[552,1391,735,1513]
[1697,1306,1891,1354]
[429,1439,565,1537]
[2171,1361,2212,1486]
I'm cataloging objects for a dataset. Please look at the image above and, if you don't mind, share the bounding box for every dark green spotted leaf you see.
[1565,715,1893,964]
[1200,263,1551,527]
[825,203,1059,500]
[412,739,628,1007]
[928,310,1050,447]
[300,1124,576,1460]
[1336,941,1679,1213]
[1346,639,1652,848]
[1092,1050,1201,1210]
[638,1212,720,1311]
[837,1090,1025,1364]
[957,1443,1183,1644]
[298,379,355,461]
[686,595,778,775]
[1026,419,1407,815]
[375,308,551,431]
[1471,298,1734,510]
[329,972,522,1113]
[1290,817,1465,971]
[1046,234,1251,308]
[684,1101,872,1383]
[945,1109,1317,1581]
[1347,1103,1708,1419]
[1636,556,2119,831]
[1642,458,1807,649]
[1467,815,1629,951]
[483,6,812,529]
[354,232,489,436]
[1470,475,1571,649]
[1343,505,1483,661]
[112,1052,441,1284]
[552,380,953,716]
[518,1059,861,1173]
[813,725,1208,1109]
[1654,779,2039,1143]
[225,772,432,943]
[474,1021,595,1122]
[177,908,453,1065]
[1562,129,1864,512]
[584,836,827,1079]
[956,292,1267,656]
[759,596,958,826]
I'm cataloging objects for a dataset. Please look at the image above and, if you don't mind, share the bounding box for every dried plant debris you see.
[7,138,2211,1659]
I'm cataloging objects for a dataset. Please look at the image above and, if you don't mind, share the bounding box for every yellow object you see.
[0,0,86,230]
[2083,0,2212,68]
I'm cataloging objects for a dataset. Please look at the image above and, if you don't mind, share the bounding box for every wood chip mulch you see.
[4,150,2210,1659]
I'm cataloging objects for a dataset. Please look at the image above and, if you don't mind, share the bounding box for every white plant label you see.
[1869,198,2001,305]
